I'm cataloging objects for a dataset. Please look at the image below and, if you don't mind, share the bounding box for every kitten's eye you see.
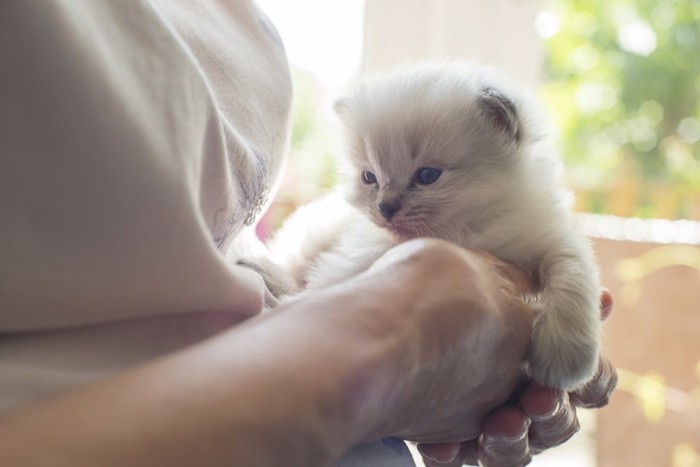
[415,167,442,185]
[361,170,377,185]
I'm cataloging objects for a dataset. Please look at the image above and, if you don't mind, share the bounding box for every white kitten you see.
[256,60,601,390]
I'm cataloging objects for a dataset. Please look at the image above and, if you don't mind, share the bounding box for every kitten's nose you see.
[378,201,400,220]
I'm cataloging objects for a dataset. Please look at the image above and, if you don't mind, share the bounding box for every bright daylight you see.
[1,1,698,467]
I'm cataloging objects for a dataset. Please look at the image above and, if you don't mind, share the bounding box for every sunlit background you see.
[256,1,700,466]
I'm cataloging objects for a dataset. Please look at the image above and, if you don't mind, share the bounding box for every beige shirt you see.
[0,0,292,411]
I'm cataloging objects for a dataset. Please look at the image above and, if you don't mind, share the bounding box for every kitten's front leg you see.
[229,227,298,304]
[527,247,601,390]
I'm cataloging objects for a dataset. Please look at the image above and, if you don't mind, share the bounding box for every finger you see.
[520,384,579,453]
[477,405,532,467]
[469,250,537,296]
[570,356,617,409]
[599,289,613,321]
[418,442,461,464]
[421,441,479,467]
[496,260,538,296]
[424,439,479,467]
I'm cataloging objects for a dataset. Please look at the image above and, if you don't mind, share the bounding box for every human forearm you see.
[0,300,375,467]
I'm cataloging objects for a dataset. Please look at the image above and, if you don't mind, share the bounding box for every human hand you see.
[345,239,536,443]
[417,291,617,467]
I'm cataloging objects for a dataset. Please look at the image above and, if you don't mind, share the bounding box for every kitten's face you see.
[337,65,525,243]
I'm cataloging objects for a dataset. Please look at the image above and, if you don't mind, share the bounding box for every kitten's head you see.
[334,60,552,243]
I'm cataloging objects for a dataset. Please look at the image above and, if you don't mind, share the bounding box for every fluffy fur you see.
[250,60,601,390]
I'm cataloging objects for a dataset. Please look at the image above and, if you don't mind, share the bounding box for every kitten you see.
[254,60,601,390]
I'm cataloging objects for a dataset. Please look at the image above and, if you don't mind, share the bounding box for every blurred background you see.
[256,0,700,465]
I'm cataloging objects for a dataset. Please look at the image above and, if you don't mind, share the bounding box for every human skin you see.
[419,292,617,466]
[0,239,540,467]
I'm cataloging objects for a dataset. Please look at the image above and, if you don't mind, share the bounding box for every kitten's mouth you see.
[384,224,416,241]
[372,215,419,241]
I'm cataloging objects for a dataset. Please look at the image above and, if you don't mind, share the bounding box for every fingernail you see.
[522,385,567,421]
[418,443,459,463]
[480,430,531,467]
[530,398,562,421]
[484,429,529,445]
[482,428,529,455]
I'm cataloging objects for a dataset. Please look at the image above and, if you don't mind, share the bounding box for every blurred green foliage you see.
[540,0,700,219]
[285,68,338,198]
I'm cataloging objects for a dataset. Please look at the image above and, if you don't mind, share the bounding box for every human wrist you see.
[273,281,413,449]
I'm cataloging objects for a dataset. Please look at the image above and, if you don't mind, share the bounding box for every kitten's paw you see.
[235,257,297,304]
[527,312,600,390]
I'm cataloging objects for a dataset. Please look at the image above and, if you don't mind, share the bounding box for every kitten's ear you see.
[477,87,521,142]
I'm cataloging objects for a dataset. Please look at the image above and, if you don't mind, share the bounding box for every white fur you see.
[256,60,601,390]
